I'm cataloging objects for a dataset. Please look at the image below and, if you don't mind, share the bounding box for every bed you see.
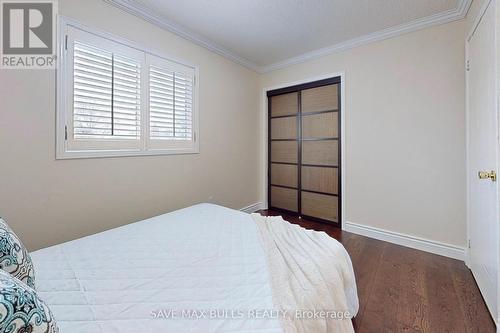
[30,204,358,333]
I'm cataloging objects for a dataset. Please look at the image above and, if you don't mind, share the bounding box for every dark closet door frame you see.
[267,76,343,227]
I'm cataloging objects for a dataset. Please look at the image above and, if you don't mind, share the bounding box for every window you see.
[148,56,195,150]
[57,20,199,159]
[71,41,142,150]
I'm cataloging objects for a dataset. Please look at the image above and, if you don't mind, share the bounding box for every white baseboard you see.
[464,247,471,268]
[344,221,466,261]
[240,202,265,213]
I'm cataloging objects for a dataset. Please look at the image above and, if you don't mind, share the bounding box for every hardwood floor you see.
[258,209,496,333]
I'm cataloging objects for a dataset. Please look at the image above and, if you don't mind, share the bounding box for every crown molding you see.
[261,0,473,73]
[102,0,260,72]
[103,0,472,74]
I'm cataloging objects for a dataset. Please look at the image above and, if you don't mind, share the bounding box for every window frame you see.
[56,16,200,159]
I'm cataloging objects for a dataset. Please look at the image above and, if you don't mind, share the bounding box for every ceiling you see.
[105,0,471,72]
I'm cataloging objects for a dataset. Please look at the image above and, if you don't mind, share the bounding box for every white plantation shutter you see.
[150,67,193,140]
[72,42,141,141]
[148,55,196,150]
[112,54,141,138]
[59,24,198,158]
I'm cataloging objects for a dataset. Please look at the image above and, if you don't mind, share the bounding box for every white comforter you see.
[31,204,358,333]
[252,214,358,333]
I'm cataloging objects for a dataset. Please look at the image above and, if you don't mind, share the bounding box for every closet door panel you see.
[271,117,298,139]
[302,140,338,166]
[302,85,338,113]
[270,92,298,117]
[302,112,338,139]
[301,191,338,222]
[271,141,298,163]
[271,186,298,212]
[271,164,298,188]
[268,80,341,226]
[302,166,338,194]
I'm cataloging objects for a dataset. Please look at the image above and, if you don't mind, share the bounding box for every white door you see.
[467,0,499,324]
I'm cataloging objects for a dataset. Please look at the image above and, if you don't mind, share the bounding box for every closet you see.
[268,77,341,226]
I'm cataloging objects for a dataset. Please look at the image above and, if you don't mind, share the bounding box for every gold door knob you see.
[478,170,497,181]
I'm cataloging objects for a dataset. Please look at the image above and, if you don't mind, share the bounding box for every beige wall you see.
[0,0,471,251]
[260,20,467,247]
[0,0,261,250]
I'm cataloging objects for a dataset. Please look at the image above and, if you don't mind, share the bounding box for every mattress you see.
[31,204,283,333]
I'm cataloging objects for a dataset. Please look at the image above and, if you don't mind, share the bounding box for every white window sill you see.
[56,147,200,160]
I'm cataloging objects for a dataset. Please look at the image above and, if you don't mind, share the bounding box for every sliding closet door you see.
[300,84,340,223]
[269,92,299,212]
[268,78,341,226]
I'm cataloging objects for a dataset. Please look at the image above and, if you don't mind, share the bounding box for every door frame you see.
[261,72,347,228]
[465,0,500,327]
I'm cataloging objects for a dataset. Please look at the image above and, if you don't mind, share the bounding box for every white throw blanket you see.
[252,214,359,333]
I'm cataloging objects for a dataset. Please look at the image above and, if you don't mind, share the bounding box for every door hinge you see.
[468,239,471,248]
[65,125,68,140]
[466,59,470,71]
[65,35,68,50]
